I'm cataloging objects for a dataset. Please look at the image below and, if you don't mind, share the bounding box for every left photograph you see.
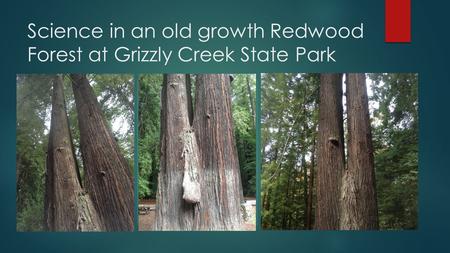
[16,74,134,232]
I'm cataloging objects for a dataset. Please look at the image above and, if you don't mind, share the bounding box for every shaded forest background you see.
[16,74,134,231]
[261,73,418,230]
[138,74,256,200]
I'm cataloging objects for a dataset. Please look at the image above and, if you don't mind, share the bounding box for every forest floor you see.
[138,198,256,231]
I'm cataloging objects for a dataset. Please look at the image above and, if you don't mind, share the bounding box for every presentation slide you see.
[1,0,448,252]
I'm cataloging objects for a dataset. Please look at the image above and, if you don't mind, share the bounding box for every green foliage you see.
[16,194,44,232]
[16,74,52,231]
[369,73,418,229]
[138,74,162,199]
[261,73,319,230]
[231,74,257,196]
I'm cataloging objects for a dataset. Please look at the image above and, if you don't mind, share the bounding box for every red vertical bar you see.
[385,0,411,42]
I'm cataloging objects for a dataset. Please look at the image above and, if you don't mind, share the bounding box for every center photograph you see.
[138,74,256,231]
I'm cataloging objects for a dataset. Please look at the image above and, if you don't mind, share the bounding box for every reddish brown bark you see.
[315,73,345,230]
[154,74,243,230]
[45,75,101,231]
[340,73,379,230]
[71,74,134,231]
[154,74,201,230]
[193,74,243,230]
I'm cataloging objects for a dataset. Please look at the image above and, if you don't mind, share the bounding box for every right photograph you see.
[261,73,418,230]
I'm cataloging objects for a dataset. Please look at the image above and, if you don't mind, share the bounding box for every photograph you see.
[16,74,134,232]
[138,74,256,231]
[261,73,418,230]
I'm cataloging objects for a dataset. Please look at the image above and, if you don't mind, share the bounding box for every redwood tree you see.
[193,74,243,230]
[154,74,202,230]
[45,75,101,231]
[70,74,134,231]
[340,73,379,230]
[315,73,345,230]
[154,74,243,230]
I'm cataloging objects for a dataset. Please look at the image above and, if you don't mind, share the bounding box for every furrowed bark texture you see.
[154,74,201,230]
[185,74,194,126]
[315,73,345,230]
[45,75,102,231]
[193,74,243,230]
[44,138,54,231]
[70,74,134,231]
[340,73,379,230]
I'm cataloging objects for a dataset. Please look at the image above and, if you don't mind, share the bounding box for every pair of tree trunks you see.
[45,74,133,231]
[315,73,378,230]
[155,74,243,231]
[44,75,102,231]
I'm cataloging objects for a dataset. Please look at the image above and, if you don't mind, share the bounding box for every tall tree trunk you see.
[315,73,345,230]
[340,73,379,230]
[44,135,54,231]
[193,74,243,230]
[45,75,102,231]
[154,74,202,230]
[70,74,134,231]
